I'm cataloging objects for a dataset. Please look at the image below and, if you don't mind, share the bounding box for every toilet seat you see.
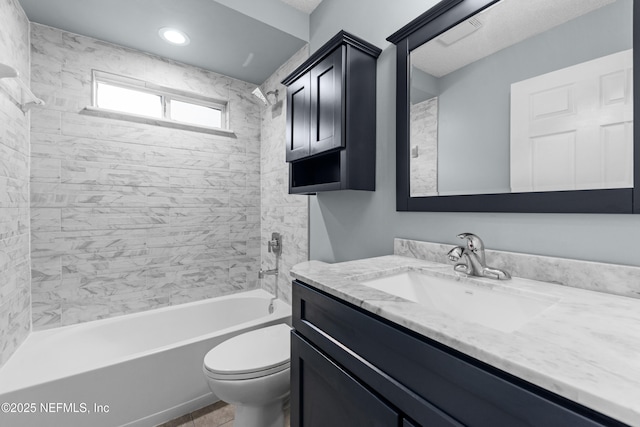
[204,323,291,381]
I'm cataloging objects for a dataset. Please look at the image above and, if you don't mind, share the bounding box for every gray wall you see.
[29,24,263,329]
[411,68,439,104]
[308,0,640,268]
[0,0,31,367]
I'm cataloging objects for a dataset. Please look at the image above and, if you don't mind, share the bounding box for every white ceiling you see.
[17,0,312,84]
[279,0,323,14]
[412,0,617,78]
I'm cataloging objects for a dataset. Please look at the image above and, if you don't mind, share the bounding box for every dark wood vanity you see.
[290,280,628,427]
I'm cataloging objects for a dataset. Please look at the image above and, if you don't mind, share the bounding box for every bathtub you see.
[0,289,291,427]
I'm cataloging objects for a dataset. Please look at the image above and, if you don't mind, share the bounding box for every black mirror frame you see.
[388,0,640,213]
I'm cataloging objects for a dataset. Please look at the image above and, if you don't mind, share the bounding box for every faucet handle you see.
[447,246,464,261]
[268,232,282,255]
[457,232,484,252]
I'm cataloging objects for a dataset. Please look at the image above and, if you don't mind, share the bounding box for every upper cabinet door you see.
[286,72,312,162]
[310,48,344,156]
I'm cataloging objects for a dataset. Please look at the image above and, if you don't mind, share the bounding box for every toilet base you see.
[233,396,288,427]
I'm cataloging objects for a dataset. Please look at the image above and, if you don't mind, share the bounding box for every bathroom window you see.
[169,99,222,128]
[90,71,228,132]
[95,82,163,118]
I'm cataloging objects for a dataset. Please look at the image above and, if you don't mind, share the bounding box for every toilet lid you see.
[204,324,291,379]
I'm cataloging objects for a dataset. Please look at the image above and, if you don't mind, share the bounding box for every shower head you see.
[252,87,268,104]
[252,87,279,106]
[0,63,19,79]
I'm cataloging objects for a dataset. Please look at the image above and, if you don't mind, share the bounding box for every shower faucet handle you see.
[268,232,282,255]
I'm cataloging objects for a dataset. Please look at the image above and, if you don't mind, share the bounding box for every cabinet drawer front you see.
[291,332,399,427]
[293,281,623,427]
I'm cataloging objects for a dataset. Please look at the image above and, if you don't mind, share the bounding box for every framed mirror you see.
[388,0,639,213]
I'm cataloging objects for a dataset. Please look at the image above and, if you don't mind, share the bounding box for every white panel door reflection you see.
[510,49,633,192]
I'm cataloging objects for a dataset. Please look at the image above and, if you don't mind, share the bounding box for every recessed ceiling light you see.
[159,27,190,46]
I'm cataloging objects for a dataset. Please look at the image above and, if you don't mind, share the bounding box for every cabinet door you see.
[310,47,344,156]
[286,72,311,162]
[291,332,399,427]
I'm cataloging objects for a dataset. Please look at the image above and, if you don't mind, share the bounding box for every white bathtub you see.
[0,289,291,427]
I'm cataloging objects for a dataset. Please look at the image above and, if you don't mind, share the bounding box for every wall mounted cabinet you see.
[282,31,381,194]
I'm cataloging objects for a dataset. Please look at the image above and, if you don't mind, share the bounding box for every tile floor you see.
[157,402,234,427]
[157,401,290,427]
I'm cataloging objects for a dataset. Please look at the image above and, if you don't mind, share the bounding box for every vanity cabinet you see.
[291,280,627,427]
[282,31,381,194]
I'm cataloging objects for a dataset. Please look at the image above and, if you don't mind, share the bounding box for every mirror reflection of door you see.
[408,0,633,198]
[510,49,633,192]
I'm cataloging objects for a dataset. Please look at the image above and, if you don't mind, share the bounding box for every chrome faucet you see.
[447,233,511,280]
[258,267,278,279]
[260,232,282,313]
[260,232,281,279]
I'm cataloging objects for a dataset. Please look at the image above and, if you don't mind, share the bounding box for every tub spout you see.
[259,267,279,314]
[258,268,278,279]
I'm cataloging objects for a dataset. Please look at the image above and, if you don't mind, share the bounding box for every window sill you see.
[80,106,237,138]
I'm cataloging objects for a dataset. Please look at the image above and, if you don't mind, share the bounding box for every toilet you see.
[203,323,291,427]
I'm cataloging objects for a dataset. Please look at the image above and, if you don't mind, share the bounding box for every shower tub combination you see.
[0,289,290,427]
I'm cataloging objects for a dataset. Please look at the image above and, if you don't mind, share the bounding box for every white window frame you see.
[87,70,231,134]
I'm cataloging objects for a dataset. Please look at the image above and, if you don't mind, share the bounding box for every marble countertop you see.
[291,255,640,426]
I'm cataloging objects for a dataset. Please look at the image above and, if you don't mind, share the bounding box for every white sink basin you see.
[360,271,557,333]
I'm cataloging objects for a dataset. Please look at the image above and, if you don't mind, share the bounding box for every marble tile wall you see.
[259,46,309,304]
[29,24,263,329]
[0,0,31,367]
[395,238,640,299]
[410,97,438,197]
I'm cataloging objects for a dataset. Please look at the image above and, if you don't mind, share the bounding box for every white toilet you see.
[203,323,291,427]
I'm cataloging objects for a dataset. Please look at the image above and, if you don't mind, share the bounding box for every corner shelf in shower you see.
[0,62,45,112]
